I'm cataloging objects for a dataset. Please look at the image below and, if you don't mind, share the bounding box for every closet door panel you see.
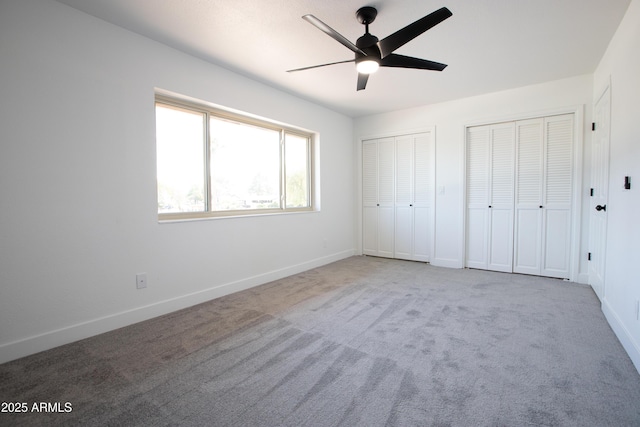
[362,141,378,256]
[513,209,542,274]
[542,208,571,277]
[488,124,515,272]
[466,208,488,269]
[466,125,490,269]
[378,138,395,207]
[413,134,432,262]
[413,206,430,262]
[362,206,378,255]
[541,114,573,278]
[362,141,378,206]
[378,206,395,258]
[394,206,412,260]
[489,209,514,271]
[394,136,412,260]
[377,138,395,258]
[513,119,543,274]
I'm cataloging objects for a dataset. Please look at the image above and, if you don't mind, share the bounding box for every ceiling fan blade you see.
[357,73,369,91]
[287,59,355,72]
[378,7,452,58]
[380,54,447,71]
[302,15,366,55]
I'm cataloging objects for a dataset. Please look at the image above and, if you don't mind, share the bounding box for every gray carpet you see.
[1,256,639,426]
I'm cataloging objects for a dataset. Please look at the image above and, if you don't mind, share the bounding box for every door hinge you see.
[590,188,594,197]
[588,252,592,261]
[592,122,596,131]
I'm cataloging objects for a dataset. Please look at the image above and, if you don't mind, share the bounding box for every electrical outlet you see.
[136,273,147,289]
[636,300,640,321]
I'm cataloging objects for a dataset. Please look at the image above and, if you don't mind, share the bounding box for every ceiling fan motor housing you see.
[356,32,381,64]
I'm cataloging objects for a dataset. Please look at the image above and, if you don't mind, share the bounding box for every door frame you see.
[461,105,584,282]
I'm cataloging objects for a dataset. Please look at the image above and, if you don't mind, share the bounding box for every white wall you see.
[0,0,355,363]
[354,75,593,276]
[593,0,640,372]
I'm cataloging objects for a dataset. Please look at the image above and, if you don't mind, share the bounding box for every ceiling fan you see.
[287,6,453,91]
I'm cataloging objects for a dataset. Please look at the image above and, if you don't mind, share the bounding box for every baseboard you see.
[0,249,355,365]
[577,272,589,284]
[602,298,640,375]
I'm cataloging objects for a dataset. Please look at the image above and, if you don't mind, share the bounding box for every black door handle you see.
[595,204,607,212]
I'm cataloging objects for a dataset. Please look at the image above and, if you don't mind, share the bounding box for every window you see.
[155,96,314,220]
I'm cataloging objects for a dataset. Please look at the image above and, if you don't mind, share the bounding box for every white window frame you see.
[155,94,315,221]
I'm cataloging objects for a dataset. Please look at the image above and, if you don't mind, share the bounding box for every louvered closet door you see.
[394,133,432,262]
[362,140,379,256]
[487,123,515,272]
[514,118,544,275]
[466,123,514,272]
[377,138,395,258]
[541,114,573,278]
[514,115,573,279]
[412,133,432,262]
[395,135,413,260]
[466,125,491,269]
[362,138,395,258]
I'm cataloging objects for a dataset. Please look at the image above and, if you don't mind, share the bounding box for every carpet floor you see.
[1,256,639,426]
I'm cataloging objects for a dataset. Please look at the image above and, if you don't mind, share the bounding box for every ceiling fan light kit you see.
[288,5,452,91]
[356,59,379,74]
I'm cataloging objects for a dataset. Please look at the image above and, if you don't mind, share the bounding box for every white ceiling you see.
[55,0,630,117]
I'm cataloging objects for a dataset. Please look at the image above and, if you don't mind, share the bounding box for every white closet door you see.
[487,123,515,272]
[513,118,544,275]
[394,136,413,260]
[377,138,395,258]
[466,125,490,269]
[394,133,432,262]
[363,133,433,262]
[412,133,432,262]
[466,123,514,271]
[513,115,573,279]
[541,114,573,278]
[362,140,378,256]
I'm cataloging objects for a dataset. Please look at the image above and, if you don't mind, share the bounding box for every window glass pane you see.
[210,116,280,211]
[156,104,205,213]
[285,133,310,208]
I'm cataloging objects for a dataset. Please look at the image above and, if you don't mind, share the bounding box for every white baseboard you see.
[602,298,640,375]
[0,250,355,364]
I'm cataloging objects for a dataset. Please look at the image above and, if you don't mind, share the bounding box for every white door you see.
[362,140,378,256]
[394,135,413,260]
[513,115,573,279]
[362,138,395,258]
[412,133,432,262]
[377,138,395,258]
[466,123,514,272]
[513,118,544,275]
[394,133,432,262]
[540,114,574,279]
[466,125,491,269]
[589,86,611,301]
[487,123,515,272]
